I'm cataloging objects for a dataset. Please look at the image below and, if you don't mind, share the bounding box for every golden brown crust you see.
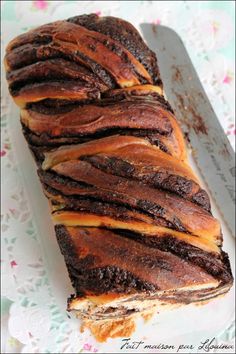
[4,13,233,342]
[5,20,152,87]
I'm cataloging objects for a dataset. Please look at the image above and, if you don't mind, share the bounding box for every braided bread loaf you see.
[5,14,233,341]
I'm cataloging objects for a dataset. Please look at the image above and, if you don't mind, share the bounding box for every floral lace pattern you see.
[1,1,235,353]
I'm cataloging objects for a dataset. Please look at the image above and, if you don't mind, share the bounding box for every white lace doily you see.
[1,1,235,353]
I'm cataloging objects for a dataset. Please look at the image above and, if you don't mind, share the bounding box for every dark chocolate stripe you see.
[42,177,179,231]
[10,80,100,100]
[82,155,210,211]
[56,225,219,296]
[39,169,93,189]
[7,59,107,93]
[50,160,219,237]
[74,50,116,88]
[22,123,170,155]
[102,89,173,113]
[26,100,90,115]
[26,93,171,115]
[75,33,148,84]
[67,263,157,296]
[113,229,232,284]
[8,33,53,51]
[38,168,188,233]
[55,224,157,296]
[5,42,116,89]
[67,14,161,85]
[23,100,173,137]
[5,43,53,70]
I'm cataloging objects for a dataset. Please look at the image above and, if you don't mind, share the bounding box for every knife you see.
[141,23,235,236]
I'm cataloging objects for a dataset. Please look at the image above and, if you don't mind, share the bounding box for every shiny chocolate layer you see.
[41,135,208,209]
[67,14,162,85]
[48,161,220,239]
[20,98,186,163]
[5,17,156,106]
[55,225,221,296]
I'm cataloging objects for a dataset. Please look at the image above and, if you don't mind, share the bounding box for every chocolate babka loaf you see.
[5,14,233,341]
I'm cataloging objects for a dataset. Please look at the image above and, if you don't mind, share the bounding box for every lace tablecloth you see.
[1,1,235,353]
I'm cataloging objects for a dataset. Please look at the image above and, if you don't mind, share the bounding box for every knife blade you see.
[141,23,235,236]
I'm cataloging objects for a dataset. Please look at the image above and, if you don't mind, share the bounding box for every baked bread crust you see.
[5,14,233,342]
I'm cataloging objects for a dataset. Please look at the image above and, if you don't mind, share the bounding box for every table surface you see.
[1,1,235,353]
